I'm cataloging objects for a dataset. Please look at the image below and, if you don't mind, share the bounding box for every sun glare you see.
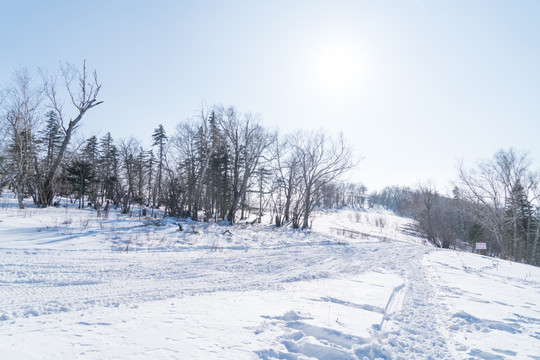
[309,44,363,97]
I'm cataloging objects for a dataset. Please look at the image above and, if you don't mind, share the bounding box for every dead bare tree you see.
[38,61,103,207]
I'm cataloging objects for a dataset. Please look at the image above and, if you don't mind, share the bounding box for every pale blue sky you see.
[1,1,539,192]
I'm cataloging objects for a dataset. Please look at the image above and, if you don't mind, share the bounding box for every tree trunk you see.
[16,184,25,209]
[531,222,540,266]
[193,145,216,221]
[302,186,311,229]
[226,191,241,224]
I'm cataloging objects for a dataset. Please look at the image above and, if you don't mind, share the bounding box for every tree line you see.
[3,64,538,266]
[0,64,361,229]
[369,148,540,266]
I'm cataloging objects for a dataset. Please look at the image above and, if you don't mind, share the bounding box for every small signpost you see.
[475,242,487,250]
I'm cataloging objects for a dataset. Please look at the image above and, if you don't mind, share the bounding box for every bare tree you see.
[118,137,142,214]
[191,107,219,221]
[271,134,301,225]
[37,61,103,207]
[0,90,6,189]
[292,130,357,229]
[171,121,199,216]
[2,69,42,208]
[458,148,539,260]
[411,184,459,248]
[217,106,275,224]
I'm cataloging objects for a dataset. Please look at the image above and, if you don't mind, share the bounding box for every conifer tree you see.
[39,111,63,171]
[152,124,167,207]
[98,133,118,204]
[466,222,485,248]
[146,150,155,211]
[65,158,95,209]
[505,180,538,261]
[83,136,99,204]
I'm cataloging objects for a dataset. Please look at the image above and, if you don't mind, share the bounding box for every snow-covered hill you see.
[0,194,539,359]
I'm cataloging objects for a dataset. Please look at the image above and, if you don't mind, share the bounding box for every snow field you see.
[424,250,540,359]
[311,208,422,245]
[1,194,540,359]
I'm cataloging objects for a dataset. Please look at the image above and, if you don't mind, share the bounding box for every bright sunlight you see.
[308,43,364,97]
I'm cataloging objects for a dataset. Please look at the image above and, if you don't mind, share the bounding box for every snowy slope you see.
[0,194,539,359]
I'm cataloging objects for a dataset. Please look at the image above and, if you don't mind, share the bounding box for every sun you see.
[309,43,363,97]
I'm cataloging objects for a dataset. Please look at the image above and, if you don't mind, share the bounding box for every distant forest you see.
[370,148,540,266]
[1,63,539,266]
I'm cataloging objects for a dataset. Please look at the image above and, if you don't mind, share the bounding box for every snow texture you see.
[0,194,539,359]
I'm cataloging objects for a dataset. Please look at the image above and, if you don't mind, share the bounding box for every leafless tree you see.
[458,148,539,261]
[192,106,219,221]
[216,106,275,224]
[271,134,301,225]
[37,61,103,207]
[292,130,357,229]
[171,121,199,216]
[118,137,141,214]
[412,183,459,248]
[2,69,42,208]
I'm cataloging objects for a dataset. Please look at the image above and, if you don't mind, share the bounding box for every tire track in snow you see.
[1,239,455,359]
[0,244,369,320]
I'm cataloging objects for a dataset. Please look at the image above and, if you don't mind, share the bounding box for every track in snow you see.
[1,231,456,358]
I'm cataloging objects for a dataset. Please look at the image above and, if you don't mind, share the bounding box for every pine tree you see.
[83,136,98,163]
[83,136,99,204]
[505,180,536,261]
[152,124,167,207]
[33,112,63,207]
[135,150,147,204]
[98,133,118,204]
[146,150,155,211]
[65,158,96,209]
[209,140,230,220]
[466,222,485,248]
[39,111,63,170]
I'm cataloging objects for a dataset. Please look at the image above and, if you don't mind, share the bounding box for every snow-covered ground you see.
[1,194,539,359]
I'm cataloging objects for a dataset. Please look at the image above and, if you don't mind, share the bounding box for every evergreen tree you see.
[152,124,167,207]
[466,222,485,248]
[215,143,231,219]
[135,150,147,204]
[83,136,99,204]
[83,136,98,163]
[65,158,96,209]
[505,180,538,262]
[146,150,155,210]
[98,133,118,204]
[39,111,63,170]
